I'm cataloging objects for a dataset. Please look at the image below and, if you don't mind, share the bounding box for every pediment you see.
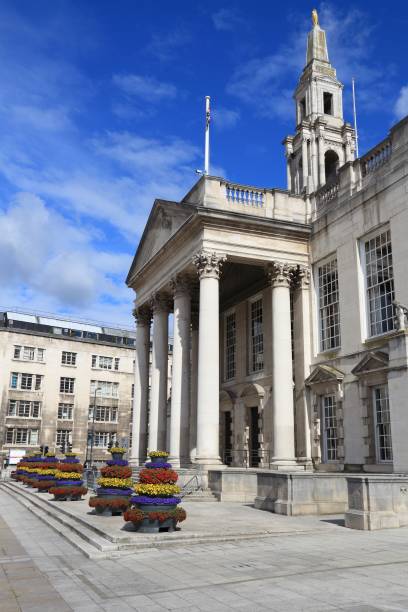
[305,364,344,386]
[351,351,389,376]
[126,199,195,285]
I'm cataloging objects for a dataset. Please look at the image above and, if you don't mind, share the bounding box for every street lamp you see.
[88,387,101,468]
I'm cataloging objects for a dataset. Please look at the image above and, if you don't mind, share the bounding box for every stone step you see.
[0,483,112,559]
[182,488,218,502]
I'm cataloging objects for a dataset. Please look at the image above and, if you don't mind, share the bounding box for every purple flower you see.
[62,457,80,464]
[131,495,181,505]
[144,461,172,469]
[106,459,128,466]
[96,488,133,496]
[54,479,84,486]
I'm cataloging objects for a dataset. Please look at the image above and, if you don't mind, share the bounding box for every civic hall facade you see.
[127,15,408,487]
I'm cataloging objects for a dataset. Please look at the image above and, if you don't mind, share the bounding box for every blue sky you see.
[0,0,407,326]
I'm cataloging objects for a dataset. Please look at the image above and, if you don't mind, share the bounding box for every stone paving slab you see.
[3,486,408,610]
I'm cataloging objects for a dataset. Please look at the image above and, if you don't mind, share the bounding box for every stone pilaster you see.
[193,251,226,467]
[189,310,199,463]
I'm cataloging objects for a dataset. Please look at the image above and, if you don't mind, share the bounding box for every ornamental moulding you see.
[192,251,226,280]
[132,305,151,326]
[266,261,297,288]
[149,292,172,313]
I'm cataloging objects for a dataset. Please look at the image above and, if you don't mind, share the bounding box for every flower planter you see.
[111,452,125,461]
[89,449,131,517]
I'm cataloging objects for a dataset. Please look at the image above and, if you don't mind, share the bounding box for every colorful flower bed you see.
[35,453,59,491]
[88,448,132,516]
[124,451,186,533]
[49,454,87,501]
[15,453,43,486]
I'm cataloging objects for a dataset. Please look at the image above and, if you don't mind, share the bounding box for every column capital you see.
[170,273,194,298]
[293,265,311,290]
[266,262,296,288]
[149,292,171,314]
[132,304,151,326]
[193,251,226,280]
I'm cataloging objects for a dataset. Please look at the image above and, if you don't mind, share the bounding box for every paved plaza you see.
[2,489,408,611]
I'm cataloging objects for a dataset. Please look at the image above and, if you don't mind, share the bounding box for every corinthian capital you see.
[193,251,226,280]
[293,265,311,290]
[149,292,171,313]
[132,304,151,326]
[170,273,193,297]
[266,262,296,288]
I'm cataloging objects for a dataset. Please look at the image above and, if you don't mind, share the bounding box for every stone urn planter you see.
[123,451,187,533]
[49,454,87,501]
[89,447,132,516]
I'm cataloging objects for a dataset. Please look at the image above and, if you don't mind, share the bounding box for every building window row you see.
[90,380,119,398]
[60,377,75,394]
[58,403,73,420]
[10,372,42,391]
[62,351,77,366]
[317,228,395,352]
[90,431,117,448]
[14,345,45,362]
[56,429,72,447]
[6,427,39,445]
[88,405,118,423]
[7,400,41,418]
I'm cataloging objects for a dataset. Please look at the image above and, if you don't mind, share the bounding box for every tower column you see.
[193,251,225,466]
[267,262,297,467]
[169,275,191,468]
[189,312,199,463]
[286,155,292,192]
[149,293,170,451]
[318,135,326,186]
[302,137,308,191]
[311,135,318,191]
[130,305,151,465]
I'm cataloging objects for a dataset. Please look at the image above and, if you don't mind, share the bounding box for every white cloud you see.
[113,74,177,102]
[212,8,245,32]
[212,107,240,130]
[395,85,408,120]
[146,29,191,62]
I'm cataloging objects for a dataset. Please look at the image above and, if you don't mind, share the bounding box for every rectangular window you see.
[60,377,75,394]
[114,358,120,371]
[92,354,97,368]
[131,383,134,399]
[10,372,18,389]
[90,380,119,398]
[62,351,77,366]
[373,385,393,462]
[32,402,41,418]
[250,299,264,372]
[322,395,338,461]
[14,346,21,359]
[7,400,41,418]
[37,348,45,362]
[8,400,17,416]
[318,258,341,351]
[92,355,114,370]
[58,403,73,420]
[21,373,33,390]
[5,428,39,445]
[92,431,117,448]
[35,375,42,391]
[23,346,35,361]
[364,229,395,337]
[18,401,30,417]
[13,345,44,361]
[56,429,72,446]
[323,92,333,115]
[225,312,236,380]
[88,405,118,422]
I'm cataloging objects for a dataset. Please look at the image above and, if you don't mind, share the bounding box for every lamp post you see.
[89,387,101,468]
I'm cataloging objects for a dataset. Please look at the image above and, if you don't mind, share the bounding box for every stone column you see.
[268,262,297,467]
[149,293,170,452]
[311,136,318,191]
[130,305,151,465]
[318,135,326,186]
[169,275,191,468]
[189,312,199,463]
[293,266,312,466]
[286,155,292,192]
[302,137,308,191]
[193,251,225,466]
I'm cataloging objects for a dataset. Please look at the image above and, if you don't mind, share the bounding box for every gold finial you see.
[312,8,319,26]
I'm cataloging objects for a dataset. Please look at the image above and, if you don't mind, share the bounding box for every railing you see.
[83,467,99,491]
[316,179,339,207]
[222,448,273,468]
[180,473,202,498]
[361,138,392,177]
[225,184,264,207]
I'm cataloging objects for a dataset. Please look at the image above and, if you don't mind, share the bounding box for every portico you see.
[127,180,312,472]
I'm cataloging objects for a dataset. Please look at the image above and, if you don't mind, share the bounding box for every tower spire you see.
[306,9,329,64]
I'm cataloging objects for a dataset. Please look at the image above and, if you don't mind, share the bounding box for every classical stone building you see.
[127,13,408,484]
[0,310,172,464]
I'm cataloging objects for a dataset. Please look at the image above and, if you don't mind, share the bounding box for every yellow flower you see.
[97,477,133,488]
[134,483,180,496]
[55,471,82,479]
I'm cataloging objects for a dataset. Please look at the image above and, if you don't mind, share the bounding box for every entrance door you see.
[249,406,260,467]
[223,411,232,465]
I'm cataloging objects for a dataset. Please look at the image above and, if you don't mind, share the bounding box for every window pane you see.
[374,385,393,461]
[8,400,17,416]
[225,312,236,380]
[251,299,264,372]
[322,395,338,461]
[21,374,33,390]
[318,259,341,351]
[14,346,21,359]
[365,230,395,336]
[10,373,18,388]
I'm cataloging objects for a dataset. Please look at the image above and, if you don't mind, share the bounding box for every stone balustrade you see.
[361,138,392,177]
[315,179,339,208]
[225,183,264,207]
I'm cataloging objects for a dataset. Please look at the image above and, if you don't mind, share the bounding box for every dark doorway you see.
[223,411,232,465]
[324,150,339,183]
[249,407,260,467]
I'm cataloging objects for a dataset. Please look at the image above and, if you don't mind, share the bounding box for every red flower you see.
[139,468,178,484]
[100,465,132,479]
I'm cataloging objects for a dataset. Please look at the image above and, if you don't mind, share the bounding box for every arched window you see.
[325,150,339,183]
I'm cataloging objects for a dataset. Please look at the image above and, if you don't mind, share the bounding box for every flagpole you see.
[204,96,210,175]
[352,78,359,158]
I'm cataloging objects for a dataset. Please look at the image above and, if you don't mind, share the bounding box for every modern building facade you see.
[0,310,138,463]
[127,11,408,478]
